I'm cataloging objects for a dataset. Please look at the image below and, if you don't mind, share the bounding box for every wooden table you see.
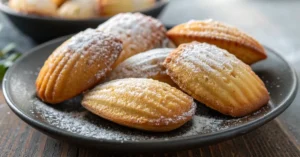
[1,0,300,156]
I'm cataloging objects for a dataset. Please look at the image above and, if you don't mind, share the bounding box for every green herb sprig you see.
[0,43,22,81]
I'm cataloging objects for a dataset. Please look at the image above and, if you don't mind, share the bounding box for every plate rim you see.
[2,35,298,150]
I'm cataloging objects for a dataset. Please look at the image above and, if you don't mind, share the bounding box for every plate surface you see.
[3,35,298,152]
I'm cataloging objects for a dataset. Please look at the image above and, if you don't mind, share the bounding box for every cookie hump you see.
[108,48,176,86]
[97,13,168,68]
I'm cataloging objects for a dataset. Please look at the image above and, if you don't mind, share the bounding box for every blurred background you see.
[1,0,299,65]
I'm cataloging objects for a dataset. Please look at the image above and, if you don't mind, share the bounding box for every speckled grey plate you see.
[3,35,298,152]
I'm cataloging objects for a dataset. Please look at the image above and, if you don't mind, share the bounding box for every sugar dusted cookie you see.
[82,78,196,132]
[36,29,122,104]
[164,42,269,117]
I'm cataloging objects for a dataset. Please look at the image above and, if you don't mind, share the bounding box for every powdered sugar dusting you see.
[174,42,237,75]
[108,48,174,80]
[63,29,122,56]
[33,97,136,141]
[51,28,122,81]
[97,13,167,60]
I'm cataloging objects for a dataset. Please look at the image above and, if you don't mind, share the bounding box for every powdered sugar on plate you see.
[32,96,271,142]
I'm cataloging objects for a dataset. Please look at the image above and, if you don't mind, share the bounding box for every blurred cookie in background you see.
[9,0,57,16]
[97,0,156,16]
[51,0,67,7]
[58,0,97,19]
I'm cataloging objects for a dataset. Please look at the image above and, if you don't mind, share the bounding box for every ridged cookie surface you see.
[82,78,196,132]
[36,29,122,104]
[167,20,267,64]
[97,13,169,68]
[164,42,269,117]
[108,48,176,86]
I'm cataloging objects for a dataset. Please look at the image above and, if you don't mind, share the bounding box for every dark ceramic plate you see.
[3,35,298,153]
[0,0,168,42]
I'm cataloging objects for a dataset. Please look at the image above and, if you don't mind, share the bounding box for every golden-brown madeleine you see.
[9,0,57,16]
[57,0,97,19]
[96,0,156,16]
[97,13,168,68]
[164,42,269,117]
[107,48,177,86]
[51,0,66,7]
[167,20,267,64]
[36,29,122,104]
[82,78,196,132]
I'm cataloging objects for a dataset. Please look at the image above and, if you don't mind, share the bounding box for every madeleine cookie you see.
[58,0,97,19]
[108,48,176,86]
[97,13,168,68]
[96,0,156,16]
[82,78,196,132]
[36,29,122,104]
[51,0,66,7]
[164,42,269,117]
[167,20,267,64]
[9,0,57,16]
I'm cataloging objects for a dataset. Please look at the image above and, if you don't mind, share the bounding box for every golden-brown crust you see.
[97,13,168,68]
[36,29,122,104]
[164,42,269,117]
[107,48,177,86]
[82,78,196,132]
[167,20,267,64]
[9,0,57,16]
